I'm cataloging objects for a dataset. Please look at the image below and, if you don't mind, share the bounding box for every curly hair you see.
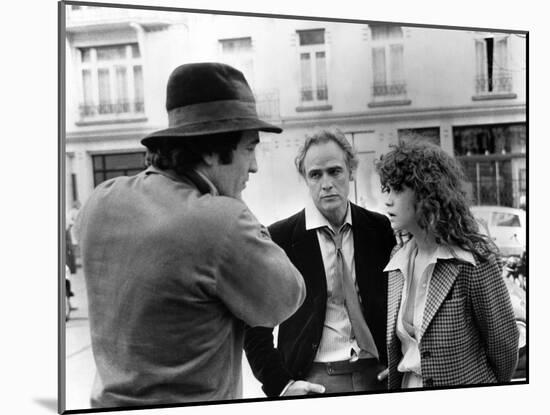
[375,140,497,259]
[295,127,358,177]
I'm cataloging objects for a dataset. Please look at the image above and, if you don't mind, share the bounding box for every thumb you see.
[306,382,326,394]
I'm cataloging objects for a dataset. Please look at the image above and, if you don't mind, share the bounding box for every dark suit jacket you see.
[244,203,396,397]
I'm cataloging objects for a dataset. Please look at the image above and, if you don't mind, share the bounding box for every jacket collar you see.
[384,238,476,275]
[304,199,352,233]
[144,166,217,195]
[385,238,476,339]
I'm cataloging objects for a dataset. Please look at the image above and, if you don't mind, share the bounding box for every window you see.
[219,37,254,87]
[92,152,146,186]
[454,123,526,207]
[297,29,328,104]
[78,43,144,120]
[475,35,512,94]
[453,123,525,156]
[493,212,521,227]
[369,25,407,100]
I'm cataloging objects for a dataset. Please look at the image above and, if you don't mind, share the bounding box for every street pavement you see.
[64,266,265,411]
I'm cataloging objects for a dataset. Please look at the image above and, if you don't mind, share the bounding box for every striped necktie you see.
[323,225,379,359]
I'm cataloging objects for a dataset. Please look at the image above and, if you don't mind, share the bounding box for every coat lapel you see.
[387,268,404,388]
[387,269,404,343]
[420,260,460,338]
[290,211,327,299]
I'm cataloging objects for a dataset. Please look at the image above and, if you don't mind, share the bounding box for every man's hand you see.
[282,380,325,396]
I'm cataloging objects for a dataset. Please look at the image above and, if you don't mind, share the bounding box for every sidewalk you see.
[64,266,264,411]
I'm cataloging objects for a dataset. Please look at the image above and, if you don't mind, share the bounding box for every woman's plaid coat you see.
[386,245,519,389]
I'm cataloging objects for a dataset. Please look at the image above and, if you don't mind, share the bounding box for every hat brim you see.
[141,118,282,147]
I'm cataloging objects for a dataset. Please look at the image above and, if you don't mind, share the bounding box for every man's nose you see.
[249,153,258,173]
[320,174,333,190]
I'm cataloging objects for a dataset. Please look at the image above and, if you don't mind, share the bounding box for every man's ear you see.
[202,152,218,167]
[349,169,355,182]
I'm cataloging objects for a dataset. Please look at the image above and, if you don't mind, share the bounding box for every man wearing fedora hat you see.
[76,62,306,408]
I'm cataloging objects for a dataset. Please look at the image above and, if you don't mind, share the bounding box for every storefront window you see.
[453,123,525,156]
[92,152,146,187]
[454,123,526,208]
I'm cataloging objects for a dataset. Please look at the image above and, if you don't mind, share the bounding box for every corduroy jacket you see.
[77,166,305,407]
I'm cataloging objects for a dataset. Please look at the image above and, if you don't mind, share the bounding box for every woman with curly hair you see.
[375,140,518,389]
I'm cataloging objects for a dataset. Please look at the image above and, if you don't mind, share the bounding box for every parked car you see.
[470,205,526,257]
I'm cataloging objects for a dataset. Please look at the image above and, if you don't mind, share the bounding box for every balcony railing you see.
[300,86,328,102]
[372,82,407,97]
[475,75,513,94]
[79,101,145,118]
[254,90,280,120]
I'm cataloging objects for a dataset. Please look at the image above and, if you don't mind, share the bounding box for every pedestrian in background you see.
[376,141,518,389]
[76,62,306,408]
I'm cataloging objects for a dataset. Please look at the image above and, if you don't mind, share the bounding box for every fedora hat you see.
[141,62,282,147]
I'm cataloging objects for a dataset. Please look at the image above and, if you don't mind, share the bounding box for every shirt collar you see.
[305,198,352,232]
[384,238,476,272]
[194,170,219,196]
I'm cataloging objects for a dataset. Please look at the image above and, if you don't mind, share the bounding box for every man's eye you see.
[309,172,320,179]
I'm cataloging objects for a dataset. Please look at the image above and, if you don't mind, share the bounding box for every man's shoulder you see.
[268,210,305,234]
[171,194,248,228]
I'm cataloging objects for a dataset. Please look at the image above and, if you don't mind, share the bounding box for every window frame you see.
[473,34,514,97]
[91,151,146,187]
[218,37,255,88]
[296,29,330,107]
[77,43,145,121]
[369,25,406,99]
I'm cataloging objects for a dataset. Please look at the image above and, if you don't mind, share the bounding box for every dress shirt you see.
[384,240,476,388]
[305,199,377,362]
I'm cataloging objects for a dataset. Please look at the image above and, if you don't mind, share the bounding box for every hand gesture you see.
[282,380,326,396]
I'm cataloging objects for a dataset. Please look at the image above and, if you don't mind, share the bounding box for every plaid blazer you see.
[386,244,519,389]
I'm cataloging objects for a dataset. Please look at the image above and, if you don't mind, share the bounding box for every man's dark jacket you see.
[244,203,396,397]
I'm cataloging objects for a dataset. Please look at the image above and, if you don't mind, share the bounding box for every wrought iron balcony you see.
[300,86,328,102]
[78,101,145,118]
[475,75,513,94]
[372,82,407,97]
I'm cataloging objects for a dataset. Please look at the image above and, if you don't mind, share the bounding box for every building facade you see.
[64,4,527,225]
